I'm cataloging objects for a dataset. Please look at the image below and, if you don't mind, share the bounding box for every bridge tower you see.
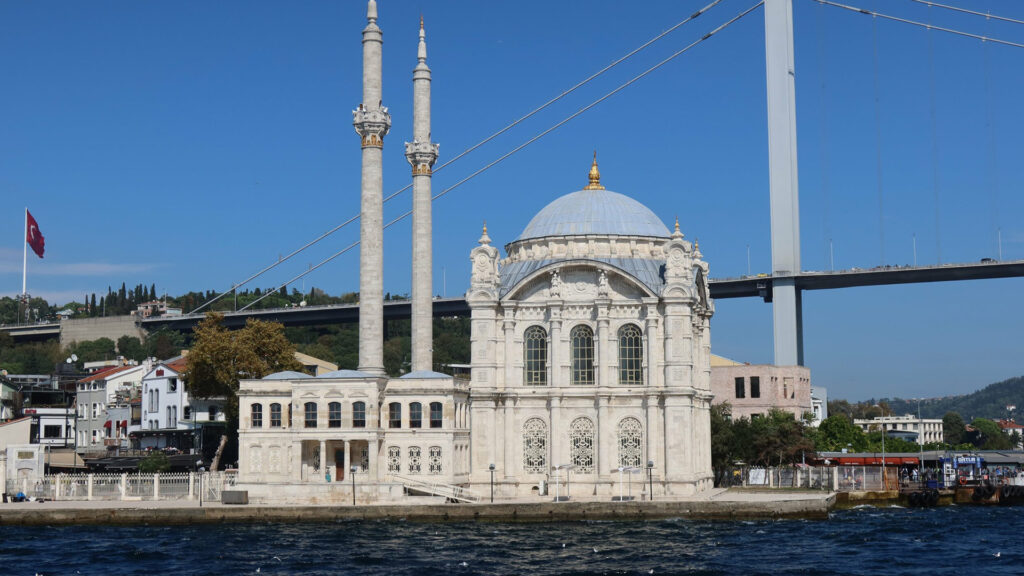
[353,0,391,376]
[764,0,804,366]
[406,17,440,373]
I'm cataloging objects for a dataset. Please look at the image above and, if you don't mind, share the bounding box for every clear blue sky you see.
[2,1,1022,401]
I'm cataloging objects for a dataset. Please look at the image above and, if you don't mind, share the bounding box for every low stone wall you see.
[0,496,834,526]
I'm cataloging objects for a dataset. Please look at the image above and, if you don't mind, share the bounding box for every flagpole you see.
[22,207,28,297]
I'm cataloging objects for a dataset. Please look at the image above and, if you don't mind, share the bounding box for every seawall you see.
[0,495,835,526]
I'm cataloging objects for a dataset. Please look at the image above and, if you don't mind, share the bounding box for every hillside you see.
[880,375,1024,420]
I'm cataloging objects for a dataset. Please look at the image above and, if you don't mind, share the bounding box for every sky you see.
[2,0,1022,402]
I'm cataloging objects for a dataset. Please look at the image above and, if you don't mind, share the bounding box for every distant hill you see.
[879,376,1024,421]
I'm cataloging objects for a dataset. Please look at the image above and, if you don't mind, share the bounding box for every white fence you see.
[735,466,902,492]
[5,471,236,502]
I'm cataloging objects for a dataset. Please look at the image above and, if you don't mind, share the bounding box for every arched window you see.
[389,402,402,428]
[251,404,263,428]
[304,402,318,428]
[429,402,443,428]
[171,405,178,428]
[523,326,548,386]
[328,402,342,428]
[569,417,595,473]
[618,417,643,468]
[522,418,548,474]
[409,402,423,428]
[352,401,366,428]
[618,324,644,385]
[270,403,282,427]
[570,325,595,385]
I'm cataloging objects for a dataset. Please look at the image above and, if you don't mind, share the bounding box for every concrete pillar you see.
[87,473,94,501]
[154,473,160,499]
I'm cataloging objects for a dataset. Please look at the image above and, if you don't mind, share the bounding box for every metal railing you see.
[390,474,479,503]
[4,471,237,502]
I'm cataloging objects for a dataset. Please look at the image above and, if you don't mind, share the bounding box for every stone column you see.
[597,395,610,481]
[353,0,391,376]
[503,395,515,480]
[503,318,516,389]
[596,304,610,387]
[319,440,327,480]
[369,438,379,481]
[548,308,562,387]
[550,396,562,468]
[343,439,351,477]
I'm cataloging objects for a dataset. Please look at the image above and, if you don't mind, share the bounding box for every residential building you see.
[75,361,153,452]
[710,356,812,421]
[811,386,828,427]
[854,414,943,445]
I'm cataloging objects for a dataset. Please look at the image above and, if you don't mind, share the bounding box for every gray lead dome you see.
[516,189,671,241]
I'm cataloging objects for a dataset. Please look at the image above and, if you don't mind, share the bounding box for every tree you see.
[815,414,868,452]
[138,451,171,473]
[943,412,965,445]
[116,336,146,362]
[968,418,1015,450]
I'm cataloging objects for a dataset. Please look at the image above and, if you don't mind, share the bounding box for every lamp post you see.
[647,460,654,501]
[196,459,203,507]
[917,398,925,488]
[488,463,495,503]
[350,465,357,506]
[552,464,573,502]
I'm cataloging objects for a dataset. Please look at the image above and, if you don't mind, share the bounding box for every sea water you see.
[1,505,1020,575]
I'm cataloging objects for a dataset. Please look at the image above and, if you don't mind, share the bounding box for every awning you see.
[103,420,112,428]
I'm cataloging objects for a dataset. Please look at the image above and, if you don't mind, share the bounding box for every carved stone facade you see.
[467,159,715,498]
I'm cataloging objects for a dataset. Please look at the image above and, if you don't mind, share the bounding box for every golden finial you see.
[583,150,605,190]
[695,238,700,251]
[420,14,424,30]
[482,220,487,235]
[674,216,680,234]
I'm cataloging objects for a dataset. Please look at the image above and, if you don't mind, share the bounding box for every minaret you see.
[405,16,440,373]
[353,0,391,376]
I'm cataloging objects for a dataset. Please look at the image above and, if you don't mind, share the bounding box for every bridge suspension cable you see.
[190,0,726,315]
[238,1,766,311]
[814,0,1024,48]
[907,0,1024,27]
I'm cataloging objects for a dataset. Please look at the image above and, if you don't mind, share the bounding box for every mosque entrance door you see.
[335,449,346,481]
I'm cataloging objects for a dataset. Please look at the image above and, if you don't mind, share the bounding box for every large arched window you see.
[571,325,595,385]
[618,417,643,468]
[352,401,366,428]
[569,417,595,473]
[251,404,263,428]
[522,418,548,474]
[269,403,282,427]
[409,402,423,428]
[523,326,548,386]
[328,402,342,428]
[618,324,644,385]
[304,402,318,428]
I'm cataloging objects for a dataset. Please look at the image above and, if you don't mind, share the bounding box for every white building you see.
[75,361,153,451]
[235,1,714,502]
[854,414,943,445]
[137,358,227,451]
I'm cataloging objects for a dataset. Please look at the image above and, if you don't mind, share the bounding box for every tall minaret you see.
[353,0,391,376]
[405,16,440,373]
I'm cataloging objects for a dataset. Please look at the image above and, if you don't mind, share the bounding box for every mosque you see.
[235,1,714,503]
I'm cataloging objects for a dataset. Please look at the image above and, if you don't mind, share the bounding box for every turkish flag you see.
[26,210,45,258]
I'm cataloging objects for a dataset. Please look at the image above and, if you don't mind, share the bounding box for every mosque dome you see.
[515,155,670,241]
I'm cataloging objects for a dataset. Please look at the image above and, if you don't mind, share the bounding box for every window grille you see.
[387,446,401,473]
[408,446,422,474]
[618,417,643,467]
[428,446,442,474]
[522,418,548,473]
[570,417,595,473]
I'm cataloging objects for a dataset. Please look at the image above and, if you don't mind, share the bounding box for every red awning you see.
[103,420,112,428]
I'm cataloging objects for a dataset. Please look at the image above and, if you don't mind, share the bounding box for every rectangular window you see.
[251,404,263,428]
[352,402,366,428]
[304,402,318,428]
[734,377,745,399]
[750,376,760,398]
[43,425,62,439]
[169,378,177,392]
[328,402,342,428]
[409,403,422,428]
[430,402,443,428]
[270,404,282,427]
[389,403,402,428]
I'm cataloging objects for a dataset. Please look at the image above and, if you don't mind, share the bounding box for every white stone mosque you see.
[235,1,714,503]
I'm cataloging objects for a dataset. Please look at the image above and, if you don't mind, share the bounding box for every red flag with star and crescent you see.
[26,210,45,258]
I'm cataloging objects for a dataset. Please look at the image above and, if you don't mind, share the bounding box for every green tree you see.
[138,451,171,473]
[66,338,117,365]
[815,414,868,452]
[968,418,1014,450]
[943,412,965,445]
[116,336,146,362]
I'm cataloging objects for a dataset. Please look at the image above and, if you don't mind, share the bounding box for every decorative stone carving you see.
[352,104,391,148]
[548,270,562,298]
[404,139,439,175]
[597,270,610,297]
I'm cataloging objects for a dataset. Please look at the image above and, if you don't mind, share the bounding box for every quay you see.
[0,488,834,526]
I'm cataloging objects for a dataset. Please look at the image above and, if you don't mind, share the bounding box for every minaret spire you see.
[353,0,391,376]
[406,15,440,373]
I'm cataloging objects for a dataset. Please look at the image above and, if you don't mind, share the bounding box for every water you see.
[1,506,1021,575]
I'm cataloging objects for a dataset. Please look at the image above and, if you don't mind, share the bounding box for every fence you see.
[4,471,237,502]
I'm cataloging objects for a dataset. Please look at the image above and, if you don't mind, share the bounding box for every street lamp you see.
[488,463,495,503]
[647,460,654,501]
[552,464,574,502]
[612,466,640,501]
[350,465,357,506]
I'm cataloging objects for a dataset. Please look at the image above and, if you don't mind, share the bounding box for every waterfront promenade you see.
[0,488,834,525]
